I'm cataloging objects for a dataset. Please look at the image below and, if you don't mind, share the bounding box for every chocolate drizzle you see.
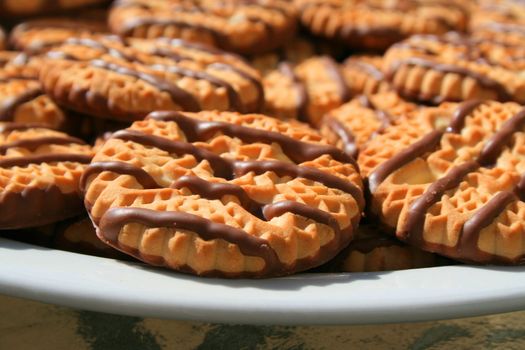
[345,60,384,81]
[81,161,160,192]
[388,57,512,103]
[147,111,355,165]
[368,130,443,193]
[324,116,357,159]
[277,62,308,121]
[98,207,281,273]
[447,99,485,133]
[90,59,201,112]
[478,108,525,166]
[0,87,44,121]
[358,94,393,131]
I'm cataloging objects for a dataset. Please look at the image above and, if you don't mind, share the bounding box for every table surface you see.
[2,294,525,349]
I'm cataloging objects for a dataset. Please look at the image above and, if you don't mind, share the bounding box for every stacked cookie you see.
[0,0,524,278]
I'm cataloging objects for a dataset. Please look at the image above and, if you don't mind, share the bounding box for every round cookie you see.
[0,124,92,229]
[384,32,525,104]
[342,56,392,97]
[321,92,418,158]
[294,0,471,51]
[262,56,350,125]
[39,36,264,122]
[108,0,298,55]
[470,0,525,46]
[10,17,108,54]
[328,223,440,272]
[367,100,525,264]
[82,110,364,278]
[0,0,109,19]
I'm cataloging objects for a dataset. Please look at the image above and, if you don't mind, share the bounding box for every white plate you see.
[1,237,525,325]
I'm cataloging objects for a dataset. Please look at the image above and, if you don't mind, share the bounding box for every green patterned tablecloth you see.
[2,294,525,349]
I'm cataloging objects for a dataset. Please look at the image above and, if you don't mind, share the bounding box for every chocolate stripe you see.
[234,160,365,210]
[389,58,512,102]
[0,87,44,121]
[111,129,234,179]
[90,60,201,112]
[345,60,384,81]
[81,161,160,192]
[278,62,308,122]
[98,207,281,272]
[368,130,443,193]
[0,136,85,155]
[0,153,92,168]
[401,161,479,244]
[324,116,357,159]
[459,191,516,259]
[358,94,393,131]
[478,108,525,166]
[147,111,356,166]
[447,99,486,133]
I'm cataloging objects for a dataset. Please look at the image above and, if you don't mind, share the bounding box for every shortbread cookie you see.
[329,223,439,272]
[263,56,350,125]
[294,0,471,51]
[0,74,69,129]
[39,36,264,121]
[0,0,109,19]
[321,92,418,158]
[342,56,392,97]
[384,32,525,104]
[108,0,297,55]
[470,0,525,46]
[0,124,92,229]
[367,100,525,264]
[82,110,364,278]
[10,17,108,53]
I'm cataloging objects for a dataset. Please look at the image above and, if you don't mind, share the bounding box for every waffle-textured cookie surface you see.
[109,0,297,55]
[294,0,471,51]
[39,36,264,121]
[321,92,418,158]
[262,56,350,125]
[82,110,364,277]
[0,123,92,229]
[384,32,525,104]
[367,100,525,264]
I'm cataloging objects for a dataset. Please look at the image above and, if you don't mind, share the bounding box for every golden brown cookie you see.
[10,17,108,54]
[108,0,298,55]
[367,100,525,264]
[321,92,418,158]
[0,124,92,229]
[342,56,392,97]
[82,110,364,278]
[262,56,350,125]
[39,36,264,121]
[0,0,109,19]
[384,32,525,104]
[470,0,525,46]
[328,223,440,272]
[294,0,471,51]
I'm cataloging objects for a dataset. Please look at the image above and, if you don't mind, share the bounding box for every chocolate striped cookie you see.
[82,110,363,277]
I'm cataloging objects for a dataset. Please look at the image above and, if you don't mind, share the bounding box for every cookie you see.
[384,32,525,104]
[342,56,392,97]
[82,110,364,278]
[262,56,350,125]
[250,37,316,75]
[294,0,471,51]
[108,0,297,55]
[470,0,525,46]
[0,0,109,19]
[10,17,108,54]
[367,100,525,264]
[0,124,92,229]
[328,223,439,272]
[39,36,264,122]
[321,92,418,158]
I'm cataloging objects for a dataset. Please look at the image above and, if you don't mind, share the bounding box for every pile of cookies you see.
[0,0,524,278]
